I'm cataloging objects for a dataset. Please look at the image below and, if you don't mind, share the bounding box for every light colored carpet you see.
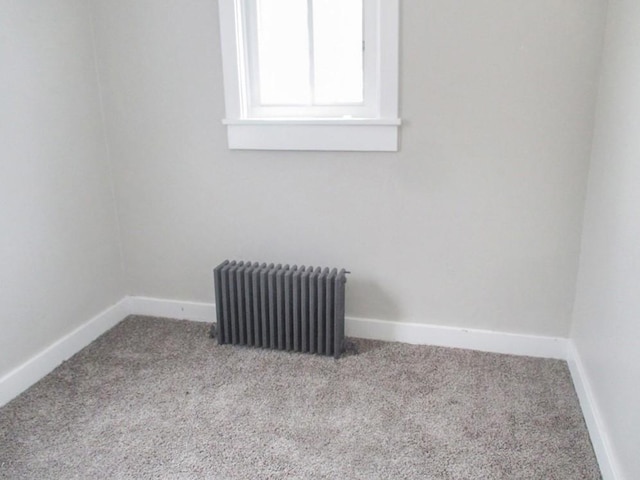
[0,316,600,479]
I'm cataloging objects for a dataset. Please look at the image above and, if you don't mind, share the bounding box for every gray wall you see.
[93,0,606,337]
[0,0,124,378]
[571,1,640,478]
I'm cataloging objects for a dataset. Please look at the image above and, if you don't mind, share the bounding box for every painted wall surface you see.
[0,1,124,378]
[92,0,606,337]
[571,1,640,478]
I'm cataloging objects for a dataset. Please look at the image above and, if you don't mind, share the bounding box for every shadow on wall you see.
[346,277,402,321]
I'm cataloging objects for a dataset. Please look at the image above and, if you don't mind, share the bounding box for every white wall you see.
[91,0,607,337]
[571,1,640,478]
[0,1,124,378]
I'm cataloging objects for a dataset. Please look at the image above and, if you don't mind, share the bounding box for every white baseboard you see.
[567,341,621,480]
[126,296,567,360]
[0,299,129,407]
[125,296,215,323]
[346,316,567,359]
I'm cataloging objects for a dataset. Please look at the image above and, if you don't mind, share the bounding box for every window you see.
[244,0,368,118]
[218,0,400,151]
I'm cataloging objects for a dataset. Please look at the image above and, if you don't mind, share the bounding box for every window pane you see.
[256,0,310,105]
[312,0,363,104]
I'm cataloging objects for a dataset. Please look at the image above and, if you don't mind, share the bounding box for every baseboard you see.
[126,296,567,360]
[125,296,215,323]
[346,316,567,359]
[567,341,621,480]
[0,299,129,408]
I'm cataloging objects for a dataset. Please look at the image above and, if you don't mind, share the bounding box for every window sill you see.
[222,118,401,151]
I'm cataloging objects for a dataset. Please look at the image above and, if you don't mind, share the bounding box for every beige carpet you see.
[0,316,600,479]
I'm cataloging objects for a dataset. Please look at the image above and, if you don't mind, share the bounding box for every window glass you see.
[257,0,310,105]
[255,0,363,107]
[312,0,363,104]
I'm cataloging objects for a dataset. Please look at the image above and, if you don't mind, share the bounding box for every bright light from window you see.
[255,0,363,106]
[313,0,363,104]
[257,0,311,105]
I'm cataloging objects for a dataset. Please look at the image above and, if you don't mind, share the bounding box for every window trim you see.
[218,0,400,151]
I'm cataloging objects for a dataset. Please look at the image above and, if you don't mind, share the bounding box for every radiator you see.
[212,260,348,358]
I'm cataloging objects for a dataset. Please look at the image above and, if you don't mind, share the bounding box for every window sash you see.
[239,0,379,119]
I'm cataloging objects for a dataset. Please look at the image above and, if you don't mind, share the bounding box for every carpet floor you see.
[0,316,600,479]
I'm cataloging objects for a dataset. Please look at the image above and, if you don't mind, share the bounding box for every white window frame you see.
[218,0,400,151]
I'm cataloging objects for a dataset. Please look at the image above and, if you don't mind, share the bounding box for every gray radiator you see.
[211,260,348,358]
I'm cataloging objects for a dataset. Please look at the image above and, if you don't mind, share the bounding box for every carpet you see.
[0,316,600,479]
